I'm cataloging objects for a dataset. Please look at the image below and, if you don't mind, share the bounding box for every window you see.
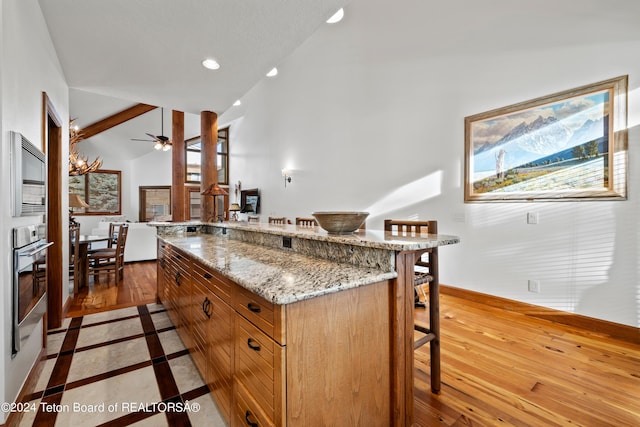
[185,127,229,185]
[185,186,201,220]
[69,169,121,215]
[139,186,171,222]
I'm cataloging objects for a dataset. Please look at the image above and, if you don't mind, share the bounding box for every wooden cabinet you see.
[156,240,170,304]
[158,240,392,427]
[191,258,233,420]
[234,314,285,426]
[233,286,285,426]
[234,380,275,427]
[163,246,192,349]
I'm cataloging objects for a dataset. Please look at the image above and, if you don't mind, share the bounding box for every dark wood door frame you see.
[43,93,64,329]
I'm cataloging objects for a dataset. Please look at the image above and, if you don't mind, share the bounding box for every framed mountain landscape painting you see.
[464,75,628,202]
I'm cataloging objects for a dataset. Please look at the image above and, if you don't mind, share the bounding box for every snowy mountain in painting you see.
[473,115,607,178]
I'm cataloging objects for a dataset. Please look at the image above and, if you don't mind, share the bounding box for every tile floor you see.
[19,304,227,426]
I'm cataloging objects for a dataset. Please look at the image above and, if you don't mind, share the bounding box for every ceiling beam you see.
[80,103,157,139]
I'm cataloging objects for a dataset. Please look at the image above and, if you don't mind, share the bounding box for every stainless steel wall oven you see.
[12,224,52,356]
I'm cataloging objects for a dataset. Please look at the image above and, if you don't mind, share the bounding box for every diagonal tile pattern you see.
[18,304,227,427]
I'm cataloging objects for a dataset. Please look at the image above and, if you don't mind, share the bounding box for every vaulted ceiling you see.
[39,0,349,157]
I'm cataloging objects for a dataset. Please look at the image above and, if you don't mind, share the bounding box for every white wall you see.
[72,149,172,232]
[221,0,640,327]
[73,110,194,232]
[0,0,69,419]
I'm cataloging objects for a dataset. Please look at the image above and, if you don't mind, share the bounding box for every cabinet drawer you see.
[158,240,171,258]
[192,259,232,302]
[234,380,275,427]
[235,315,283,422]
[172,248,191,271]
[234,284,285,343]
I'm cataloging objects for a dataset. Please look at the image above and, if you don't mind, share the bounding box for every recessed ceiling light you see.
[326,8,344,24]
[267,67,278,77]
[233,100,242,106]
[266,67,278,77]
[202,59,220,70]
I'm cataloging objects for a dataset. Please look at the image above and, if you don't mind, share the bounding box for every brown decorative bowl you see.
[312,211,369,234]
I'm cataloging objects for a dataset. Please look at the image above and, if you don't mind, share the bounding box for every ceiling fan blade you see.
[131,138,155,142]
[145,132,161,141]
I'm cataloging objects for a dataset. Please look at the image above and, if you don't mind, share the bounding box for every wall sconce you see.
[282,169,292,187]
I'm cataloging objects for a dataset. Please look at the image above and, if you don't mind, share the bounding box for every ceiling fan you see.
[131,107,172,151]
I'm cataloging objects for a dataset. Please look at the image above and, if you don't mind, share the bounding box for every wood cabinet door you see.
[208,291,233,420]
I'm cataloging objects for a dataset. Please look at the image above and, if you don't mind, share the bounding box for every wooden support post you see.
[171,110,185,222]
[200,111,218,222]
[391,251,415,426]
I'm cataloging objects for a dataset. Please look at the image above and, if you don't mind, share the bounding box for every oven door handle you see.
[19,242,54,259]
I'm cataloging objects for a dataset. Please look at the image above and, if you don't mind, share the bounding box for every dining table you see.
[75,234,111,292]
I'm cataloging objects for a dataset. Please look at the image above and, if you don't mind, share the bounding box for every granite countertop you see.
[159,233,397,305]
[152,221,460,251]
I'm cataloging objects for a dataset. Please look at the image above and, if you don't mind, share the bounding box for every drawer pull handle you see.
[247,303,261,313]
[202,297,212,318]
[175,272,181,286]
[247,338,261,352]
[245,410,258,427]
[160,259,166,269]
[204,272,213,279]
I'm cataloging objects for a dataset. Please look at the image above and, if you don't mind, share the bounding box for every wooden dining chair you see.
[108,222,125,247]
[268,217,288,225]
[69,224,81,292]
[295,217,318,227]
[86,222,122,256]
[384,219,441,391]
[88,223,129,283]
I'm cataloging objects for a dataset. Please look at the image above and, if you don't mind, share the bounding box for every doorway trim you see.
[42,92,64,329]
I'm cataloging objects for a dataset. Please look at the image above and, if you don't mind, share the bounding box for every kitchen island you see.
[153,221,459,426]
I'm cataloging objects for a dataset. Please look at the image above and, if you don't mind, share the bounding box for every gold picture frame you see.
[464,75,628,202]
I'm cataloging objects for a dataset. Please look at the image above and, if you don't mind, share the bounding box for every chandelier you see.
[69,119,102,176]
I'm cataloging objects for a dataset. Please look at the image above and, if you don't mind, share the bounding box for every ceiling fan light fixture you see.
[162,143,171,151]
[266,67,278,77]
[154,142,163,150]
[202,58,220,70]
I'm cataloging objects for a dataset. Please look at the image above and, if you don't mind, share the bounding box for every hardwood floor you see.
[65,262,640,426]
[66,260,157,318]
[413,294,640,426]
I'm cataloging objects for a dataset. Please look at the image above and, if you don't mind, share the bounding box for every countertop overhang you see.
[153,221,460,305]
[159,233,397,305]
[152,221,460,251]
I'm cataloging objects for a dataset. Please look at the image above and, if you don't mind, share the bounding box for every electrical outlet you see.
[527,212,538,224]
[282,236,292,248]
[528,279,540,293]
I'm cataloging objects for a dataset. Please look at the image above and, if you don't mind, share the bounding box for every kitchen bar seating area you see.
[151,220,461,426]
[4,2,640,427]
[11,260,638,426]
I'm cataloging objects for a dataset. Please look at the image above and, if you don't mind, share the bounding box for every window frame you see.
[139,185,172,222]
[185,127,229,185]
[69,169,122,215]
